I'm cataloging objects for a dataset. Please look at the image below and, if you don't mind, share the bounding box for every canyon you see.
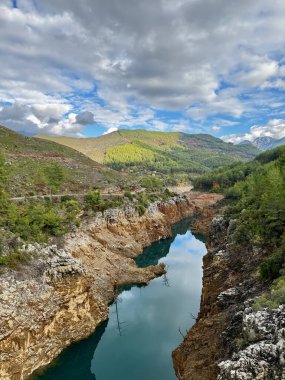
[0,191,221,380]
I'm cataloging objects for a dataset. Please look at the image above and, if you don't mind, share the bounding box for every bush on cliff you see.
[254,269,285,310]
[259,237,285,280]
[3,198,81,242]
[194,146,285,284]
[84,190,124,213]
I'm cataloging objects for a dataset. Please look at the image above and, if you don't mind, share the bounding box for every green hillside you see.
[193,144,285,192]
[38,129,259,178]
[0,125,120,197]
[193,145,285,308]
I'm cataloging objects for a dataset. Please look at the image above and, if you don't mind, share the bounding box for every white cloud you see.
[238,59,279,87]
[103,127,119,135]
[222,119,285,144]
[1,1,285,135]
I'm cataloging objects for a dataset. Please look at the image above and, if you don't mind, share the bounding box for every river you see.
[31,218,206,380]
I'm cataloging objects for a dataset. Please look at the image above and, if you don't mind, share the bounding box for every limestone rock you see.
[218,306,285,380]
[0,191,217,380]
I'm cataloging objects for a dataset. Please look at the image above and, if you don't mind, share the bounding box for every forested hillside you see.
[194,145,285,309]
[38,129,259,179]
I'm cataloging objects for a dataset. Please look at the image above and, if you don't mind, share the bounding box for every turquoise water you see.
[32,218,206,380]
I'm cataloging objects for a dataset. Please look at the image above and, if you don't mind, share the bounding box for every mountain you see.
[37,129,260,177]
[0,125,120,197]
[239,136,285,151]
[237,140,252,145]
[253,136,285,151]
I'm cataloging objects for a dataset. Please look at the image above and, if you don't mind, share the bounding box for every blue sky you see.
[0,0,285,143]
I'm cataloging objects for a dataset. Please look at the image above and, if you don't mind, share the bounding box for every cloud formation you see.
[222,119,285,144]
[1,0,285,136]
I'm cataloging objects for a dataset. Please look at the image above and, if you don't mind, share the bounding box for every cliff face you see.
[0,192,221,380]
[173,215,285,380]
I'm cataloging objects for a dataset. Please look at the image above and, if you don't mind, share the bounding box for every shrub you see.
[107,196,124,209]
[84,190,104,211]
[136,193,150,208]
[43,163,65,194]
[259,237,285,280]
[253,270,285,310]
[0,251,30,269]
[124,191,133,200]
[4,199,80,242]
[136,204,146,216]
[140,176,163,191]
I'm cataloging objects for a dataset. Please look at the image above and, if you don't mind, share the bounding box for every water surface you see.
[32,218,206,380]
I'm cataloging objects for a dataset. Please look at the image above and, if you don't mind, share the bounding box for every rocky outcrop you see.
[218,305,285,380]
[0,191,221,380]
[173,214,285,380]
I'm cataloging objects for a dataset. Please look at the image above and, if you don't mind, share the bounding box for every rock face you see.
[218,305,285,380]
[173,215,285,380]
[0,191,221,380]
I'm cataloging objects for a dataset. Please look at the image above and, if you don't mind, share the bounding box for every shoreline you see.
[0,192,222,380]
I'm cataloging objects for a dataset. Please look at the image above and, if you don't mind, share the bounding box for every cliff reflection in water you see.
[135,217,199,268]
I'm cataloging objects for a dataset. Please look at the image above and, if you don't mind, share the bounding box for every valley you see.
[0,125,284,380]
[38,129,259,180]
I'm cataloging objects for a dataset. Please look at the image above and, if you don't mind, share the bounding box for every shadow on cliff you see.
[30,321,108,380]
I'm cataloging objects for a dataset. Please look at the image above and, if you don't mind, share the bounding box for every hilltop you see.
[38,129,259,179]
[239,136,285,151]
[0,125,120,197]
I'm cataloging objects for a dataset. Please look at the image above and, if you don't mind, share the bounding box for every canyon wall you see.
[173,215,285,380]
[0,192,220,380]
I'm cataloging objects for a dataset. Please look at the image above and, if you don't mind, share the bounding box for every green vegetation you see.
[1,198,81,243]
[84,190,124,212]
[193,145,285,307]
[0,126,183,270]
[0,125,120,197]
[38,129,259,180]
[0,250,31,269]
[0,127,183,269]
[0,153,9,213]
[140,176,163,191]
[253,270,285,310]
[43,163,65,194]
[259,237,285,280]
[223,151,285,252]
[0,192,82,268]
[123,191,133,200]
[193,161,261,192]
[254,145,285,164]
[135,204,146,216]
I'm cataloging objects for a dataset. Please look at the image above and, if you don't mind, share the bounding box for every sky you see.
[0,0,285,142]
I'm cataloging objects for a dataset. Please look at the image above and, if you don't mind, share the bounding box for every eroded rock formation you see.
[0,192,221,380]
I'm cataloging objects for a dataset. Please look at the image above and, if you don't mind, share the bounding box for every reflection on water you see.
[31,218,206,380]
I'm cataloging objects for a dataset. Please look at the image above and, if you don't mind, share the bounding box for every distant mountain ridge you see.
[239,136,285,151]
[37,129,260,176]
